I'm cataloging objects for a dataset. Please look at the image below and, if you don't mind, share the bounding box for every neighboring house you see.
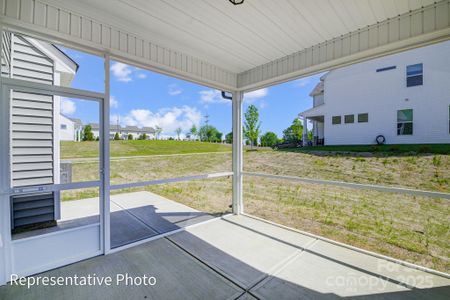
[299,41,450,146]
[2,32,77,230]
[89,123,155,140]
[122,126,140,139]
[59,114,83,141]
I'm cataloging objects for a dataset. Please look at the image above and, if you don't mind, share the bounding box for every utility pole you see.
[204,114,209,126]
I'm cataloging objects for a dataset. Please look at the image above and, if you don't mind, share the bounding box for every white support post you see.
[302,117,308,146]
[0,27,12,286]
[232,91,243,214]
[102,54,111,254]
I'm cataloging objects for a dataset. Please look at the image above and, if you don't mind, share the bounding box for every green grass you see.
[284,144,450,154]
[61,140,231,158]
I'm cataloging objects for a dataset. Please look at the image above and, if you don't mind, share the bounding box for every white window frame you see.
[397,109,413,135]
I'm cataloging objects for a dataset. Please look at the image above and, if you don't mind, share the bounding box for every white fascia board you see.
[299,104,326,118]
[26,38,77,74]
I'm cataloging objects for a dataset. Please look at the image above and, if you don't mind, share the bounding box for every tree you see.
[244,104,261,148]
[127,133,133,140]
[215,131,223,142]
[175,127,182,140]
[82,125,94,141]
[308,130,313,141]
[155,126,162,140]
[260,132,279,147]
[190,125,198,140]
[114,132,120,140]
[138,133,147,140]
[199,125,222,142]
[283,118,303,143]
[225,132,233,144]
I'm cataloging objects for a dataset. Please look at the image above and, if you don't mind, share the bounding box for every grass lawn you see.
[61,141,450,272]
[61,140,231,158]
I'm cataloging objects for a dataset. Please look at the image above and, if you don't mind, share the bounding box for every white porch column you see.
[302,117,308,146]
[102,54,111,253]
[232,91,243,214]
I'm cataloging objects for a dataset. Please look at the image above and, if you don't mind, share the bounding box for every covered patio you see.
[1,0,450,298]
[2,213,450,299]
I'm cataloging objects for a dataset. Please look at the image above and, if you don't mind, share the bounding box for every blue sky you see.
[61,47,323,138]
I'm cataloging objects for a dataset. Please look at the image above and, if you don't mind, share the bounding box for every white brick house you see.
[300,41,450,146]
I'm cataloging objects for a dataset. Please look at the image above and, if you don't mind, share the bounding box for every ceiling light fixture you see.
[229,0,244,5]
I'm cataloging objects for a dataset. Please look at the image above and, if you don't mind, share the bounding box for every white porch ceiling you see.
[1,0,449,90]
[53,0,437,73]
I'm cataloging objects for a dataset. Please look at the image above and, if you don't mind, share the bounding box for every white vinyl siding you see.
[10,35,54,85]
[11,91,55,187]
[1,32,11,77]
[6,35,55,189]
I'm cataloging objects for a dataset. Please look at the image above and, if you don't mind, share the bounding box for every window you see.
[358,113,369,123]
[397,109,413,135]
[61,124,67,130]
[406,64,423,87]
[344,114,354,124]
[332,116,341,125]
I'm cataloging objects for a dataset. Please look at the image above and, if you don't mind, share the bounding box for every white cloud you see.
[293,77,311,87]
[110,96,119,109]
[244,88,268,102]
[60,98,76,115]
[199,89,229,104]
[137,73,147,79]
[168,84,183,96]
[111,62,132,82]
[119,106,201,135]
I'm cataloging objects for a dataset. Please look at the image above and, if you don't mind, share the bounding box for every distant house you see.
[59,114,83,141]
[89,123,155,140]
[299,41,450,146]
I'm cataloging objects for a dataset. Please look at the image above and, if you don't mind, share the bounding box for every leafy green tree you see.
[114,132,120,140]
[244,104,261,148]
[127,133,133,140]
[308,130,313,141]
[225,132,233,144]
[82,125,94,141]
[138,133,147,140]
[190,125,198,140]
[283,118,303,143]
[175,127,182,140]
[215,131,223,142]
[260,132,279,147]
[199,125,222,142]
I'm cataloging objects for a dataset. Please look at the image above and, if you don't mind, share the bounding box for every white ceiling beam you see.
[237,1,450,91]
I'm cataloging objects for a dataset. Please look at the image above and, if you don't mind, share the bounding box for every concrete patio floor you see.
[2,212,450,299]
[13,191,216,248]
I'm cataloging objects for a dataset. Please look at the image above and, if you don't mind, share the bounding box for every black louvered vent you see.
[11,192,55,232]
